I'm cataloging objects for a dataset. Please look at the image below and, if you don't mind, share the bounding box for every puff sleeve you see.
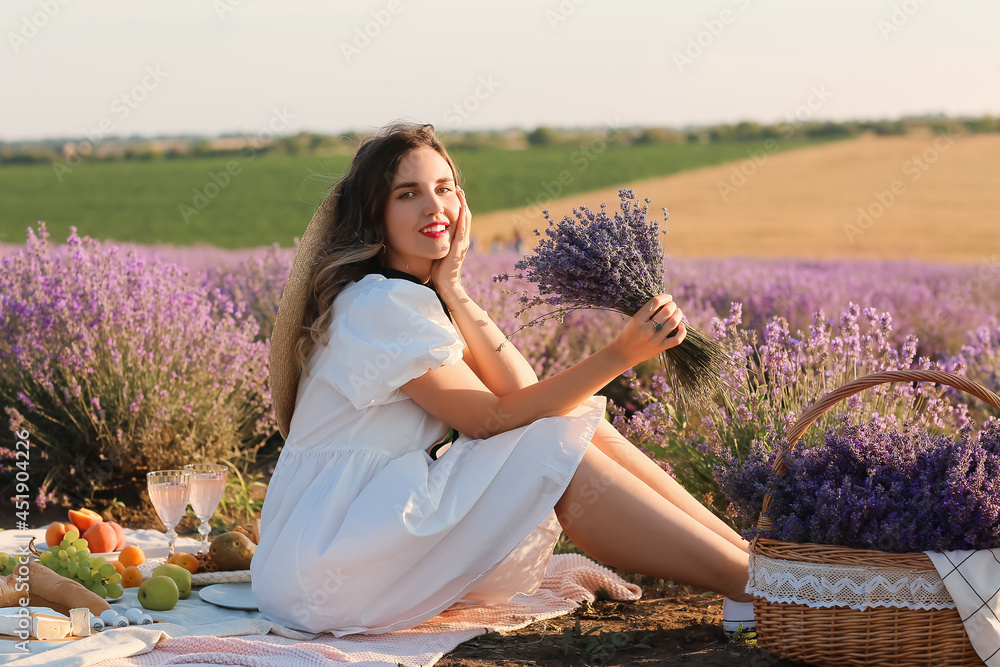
[323,277,465,410]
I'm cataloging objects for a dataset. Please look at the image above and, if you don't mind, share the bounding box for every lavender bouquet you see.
[494,188,728,401]
[716,420,1000,552]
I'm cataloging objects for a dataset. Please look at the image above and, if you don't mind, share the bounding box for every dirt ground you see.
[439,584,805,667]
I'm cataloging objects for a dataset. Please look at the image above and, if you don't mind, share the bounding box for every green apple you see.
[138,575,179,611]
[152,563,192,600]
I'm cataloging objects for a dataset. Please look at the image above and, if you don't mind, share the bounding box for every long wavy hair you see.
[293,122,462,372]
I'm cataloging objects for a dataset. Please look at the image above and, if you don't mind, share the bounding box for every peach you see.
[110,560,126,575]
[82,522,117,553]
[121,566,143,588]
[119,545,146,568]
[172,553,199,575]
[45,522,72,548]
[68,508,103,533]
[109,521,127,551]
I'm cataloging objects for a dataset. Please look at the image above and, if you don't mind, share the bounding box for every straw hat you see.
[269,192,338,440]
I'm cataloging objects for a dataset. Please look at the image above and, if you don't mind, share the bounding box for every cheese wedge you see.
[0,606,72,640]
[70,608,91,637]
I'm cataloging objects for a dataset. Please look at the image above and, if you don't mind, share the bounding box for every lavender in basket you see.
[494,188,729,402]
[715,419,1000,552]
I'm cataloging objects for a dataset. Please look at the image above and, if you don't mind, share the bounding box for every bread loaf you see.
[0,561,111,617]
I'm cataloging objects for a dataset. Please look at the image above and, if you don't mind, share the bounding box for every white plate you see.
[198,583,259,610]
[93,543,199,561]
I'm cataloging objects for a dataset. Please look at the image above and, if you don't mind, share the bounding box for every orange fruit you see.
[172,552,199,574]
[110,560,126,575]
[118,545,145,568]
[167,553,179,564]
[121,566,143,588]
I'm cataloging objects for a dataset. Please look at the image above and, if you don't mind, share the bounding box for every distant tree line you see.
[2,116,997,166]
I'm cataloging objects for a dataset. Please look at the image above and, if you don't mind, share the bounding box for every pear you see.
[209,532,256,571]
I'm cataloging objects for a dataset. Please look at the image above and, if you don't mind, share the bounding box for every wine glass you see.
[146,470,191,558]
[183,464,229,554]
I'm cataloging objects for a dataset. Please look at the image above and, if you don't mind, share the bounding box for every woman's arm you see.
[433,188,538,395]
[402,293,687,439]
[444,286,538,395]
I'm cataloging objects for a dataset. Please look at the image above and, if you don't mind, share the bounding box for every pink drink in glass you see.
[146,470,191,557]
[189,475,227,519]
[183,464,229,554]
[148,483,191,527]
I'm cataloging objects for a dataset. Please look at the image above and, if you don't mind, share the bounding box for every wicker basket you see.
[750,369,1000,667]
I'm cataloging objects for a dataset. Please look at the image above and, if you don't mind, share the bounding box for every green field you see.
[0,140,828,248]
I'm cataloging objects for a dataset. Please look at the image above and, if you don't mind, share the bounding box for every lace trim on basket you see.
[747,551,956,611]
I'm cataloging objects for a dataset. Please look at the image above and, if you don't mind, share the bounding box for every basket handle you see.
[756,369,1000,532]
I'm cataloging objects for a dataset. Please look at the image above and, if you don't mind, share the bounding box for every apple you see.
[152,563,192,600]
[138,575,179,611]
[68,508,103,533]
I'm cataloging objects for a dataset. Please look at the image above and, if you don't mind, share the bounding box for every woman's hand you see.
[430,186,471,297]
[608,294,687,368]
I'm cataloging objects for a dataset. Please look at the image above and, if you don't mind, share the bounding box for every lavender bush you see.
[0,224,275,502]
[202,243,295,343]
[495,188,729,402]
[945,323,1000,422]
[716,420,1000,552]
[665,256,1000,358]
[612,302,972,524]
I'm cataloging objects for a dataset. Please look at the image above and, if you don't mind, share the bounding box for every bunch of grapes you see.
[0,552,19,576]
[34,532,124,599]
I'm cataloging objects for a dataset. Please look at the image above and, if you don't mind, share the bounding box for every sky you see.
[2,0,999,141]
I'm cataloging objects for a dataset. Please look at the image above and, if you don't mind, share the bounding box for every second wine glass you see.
[184,464,228,554]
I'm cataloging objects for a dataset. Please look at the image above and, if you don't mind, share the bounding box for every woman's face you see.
[382,147,459,281]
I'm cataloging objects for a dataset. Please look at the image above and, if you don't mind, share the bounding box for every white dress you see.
[250,274,604,636]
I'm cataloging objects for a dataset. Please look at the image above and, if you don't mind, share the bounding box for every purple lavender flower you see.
[717,420,1000,551]
[0,223,274,502]
[495,188,730,401]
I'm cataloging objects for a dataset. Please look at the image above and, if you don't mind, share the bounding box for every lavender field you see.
[2,224,998,520]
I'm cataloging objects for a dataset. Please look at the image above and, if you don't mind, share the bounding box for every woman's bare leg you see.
[592,419,748,552]
[555,442,752,602]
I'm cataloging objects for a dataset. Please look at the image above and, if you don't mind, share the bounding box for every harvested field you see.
[471,132,1000,263]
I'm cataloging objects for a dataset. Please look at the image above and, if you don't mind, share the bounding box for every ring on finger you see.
[653,319,664,331]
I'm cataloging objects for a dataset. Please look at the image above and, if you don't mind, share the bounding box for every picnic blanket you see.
[0,527,641,667]
[927,548,1000,667]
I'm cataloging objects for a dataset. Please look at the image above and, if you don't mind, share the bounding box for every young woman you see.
[251,122,754,636]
